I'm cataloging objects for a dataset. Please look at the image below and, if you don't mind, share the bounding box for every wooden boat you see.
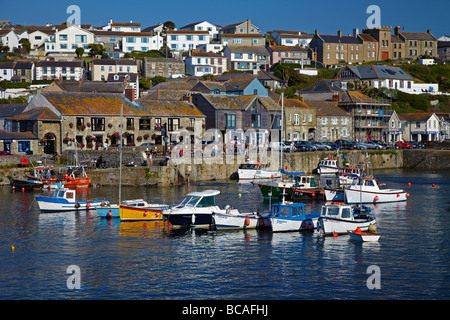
[95,204,120,218]
[36,188,109,212]
[317,202,376,235]
[317,158,338,174]
[26,165,90,188]
[269,199,319,232]
[120,200,169,221]
[10,179,43,190]
[344,177,408,204]
[257,169,317,200]
[349,227,381,242]
[162,190,221,228]
[237,162,281,181]
[213,207,270,230]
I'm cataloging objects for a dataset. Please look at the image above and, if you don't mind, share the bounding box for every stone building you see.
[283,98,316,141]
[142,57,185,78]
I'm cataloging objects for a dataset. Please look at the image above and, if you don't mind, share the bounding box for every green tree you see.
[19,39,31,53]
[87,43,107,57]
[75,47,85,58]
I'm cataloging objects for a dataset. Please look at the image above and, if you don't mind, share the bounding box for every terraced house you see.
[8,91,204,155]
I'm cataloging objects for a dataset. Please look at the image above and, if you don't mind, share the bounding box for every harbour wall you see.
[1,149,448,187]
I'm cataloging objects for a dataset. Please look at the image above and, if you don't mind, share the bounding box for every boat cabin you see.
[350,177,379,190]
[320,203,353,219]
[271,202,306,218]
[339,166,360,176]
[320,158,337,167]
[176,190,220,208]
[238,162,267,170]
[53,188,76,202]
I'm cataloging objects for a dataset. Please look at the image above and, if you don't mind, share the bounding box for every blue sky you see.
[1,0,448,37]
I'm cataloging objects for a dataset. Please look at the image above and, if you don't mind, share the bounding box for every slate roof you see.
[299,79,347,94]
[36,61,82,68]
[46,80,125,93]
[399,32,437,41]
[0,129,37,140]
[339,65,413,81]
[304,101,351,117]
[8,107,60,121]
[227,46,269,55]
[39,92,204,117]
[319,34,361,44]
[268,45,308,52]
[139,89,189,101]
[92,59,137,66]
[397,112,434,121]
[0,104,27,118]
[199,94,279,111]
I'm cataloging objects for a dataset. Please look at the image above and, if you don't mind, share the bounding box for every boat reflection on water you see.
[118,220,169,238]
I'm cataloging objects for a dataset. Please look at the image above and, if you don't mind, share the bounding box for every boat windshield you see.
[322,206,340,217]
[277,206,291,217]
[56,190,65,198]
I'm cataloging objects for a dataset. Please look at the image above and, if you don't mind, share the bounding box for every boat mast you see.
[119,103,123,204]
[280,91,284,169]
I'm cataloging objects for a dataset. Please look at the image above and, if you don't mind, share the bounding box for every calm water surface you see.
[0,169,449,300]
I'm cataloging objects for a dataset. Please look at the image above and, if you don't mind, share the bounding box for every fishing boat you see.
[337,165,361,186]
[316,158,338,174]
[10,179,43,190]
[257,169,318,200]
[269,198,319,232]
[96,204,120,218]
[344,177,408,204]
[63,166,91,188]
[349,227,381,242]
[25,165,90,189]
[162,190,221,228]
[36,188,109,213]
[120,200,169,221]
[237,162,281,181]
[213,207,270,230]
[317,202,376,235]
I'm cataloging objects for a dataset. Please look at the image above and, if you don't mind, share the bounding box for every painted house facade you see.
[91,59,138,81]
[223,45,270,73]
[166,30,211,52]
[44,25,94,54]
[185,52,228,76]
[35,60,84,81]
[283,99,317,141]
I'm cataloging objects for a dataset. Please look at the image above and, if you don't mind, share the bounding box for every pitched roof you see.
[268,45,308,52]
[318,34,361,44]
[227,46,269,55]
[0,129,37,140]
[397,112,434,121]
[339,65,413,81]
[299,79,347,94]
[304,100,351,117]
[137,100,204,117]
[0,103,27,117]
[139,89,189,101]
[400,31,437,41]
[36,60,82,68]
[92,59,136,66]
[198,94,279,111]
[283,99,312,109]
[8,107,59,121]
[45,80,125,93]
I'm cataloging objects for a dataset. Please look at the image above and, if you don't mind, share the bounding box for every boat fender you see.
[373,196,379,202]
[101,202,106,206]
[74,203,80,208]
[86,203,91,209]
[155,212,159,217]
[302,221,307,228]
[107,210,113,217]
[244,217,250,226]
[143,211,148,216]
[368,224,377,233]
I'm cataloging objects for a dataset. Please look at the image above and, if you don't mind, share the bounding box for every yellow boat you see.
[119,201,169,221]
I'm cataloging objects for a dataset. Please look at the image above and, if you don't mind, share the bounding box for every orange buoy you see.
[75,203,80,208]
[333,232,338,237]
[355,227,362,234]
[432,184,435,187]
[408,182,411,187]
[244,217,250,226]
[107,210,113,217]
[143,211,148,216]
[406,193,410,197]
[86,203,91,209]
[374,196,379,202]
[397,194,400,197]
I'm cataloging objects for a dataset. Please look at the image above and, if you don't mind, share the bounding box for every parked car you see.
[0,151,15,156]
[363,141,385,150]
[270,141,296,152]
[351,141,367,150]
[408,141,425,149]
[293,140,317,152]
[309,141,330,151]
[371,140,390,149]
[395,141,413,149]
[335,139,356,150]
[322,141,338,150]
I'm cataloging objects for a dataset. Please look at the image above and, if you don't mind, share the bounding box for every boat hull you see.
[318,217,376,235]
[344,188,407,204]
[165,213,215,228]
[213,211,269,230]
[270,217,317,232]
[10,179,43,190]
[64,177,91,188]
[36,197,109,212]
[349,231,381,242]
[324,188,345,201]
[291,188,324,201]
[120,205,168,221]
[96,205,120,218]
[258,184,292,200]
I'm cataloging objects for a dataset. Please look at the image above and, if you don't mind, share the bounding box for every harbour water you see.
[0,168,449,300]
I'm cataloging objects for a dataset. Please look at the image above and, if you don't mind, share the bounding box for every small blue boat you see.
[96,204,120,218]
[36,188,109,213]
[269,199,320,232]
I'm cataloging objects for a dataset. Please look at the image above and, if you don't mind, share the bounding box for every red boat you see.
[25,165,91,188]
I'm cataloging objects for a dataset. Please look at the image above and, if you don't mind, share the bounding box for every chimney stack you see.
[394,26,400,36]
[125,88,135,101]
[353,28,359,37]
[338,30,342,37]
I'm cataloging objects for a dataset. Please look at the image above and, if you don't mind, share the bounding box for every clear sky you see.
[1,0,448,37]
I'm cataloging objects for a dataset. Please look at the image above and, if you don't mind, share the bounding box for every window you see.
[308,114,312,122]
[232,38,242,44]
[75,35,87,43]
[391,120,396,128]
[294,114,300,125]
[60,44,67,49]
[342,129,347,137]
[139,118,151,130]
[226,114,236,128]
[252,38,258,44]
[18,141,31,153]
[141,37,149,43]
[322,118,327,125]
[415,122,420,128]
[234,53,242,59]
[91,117,105,131]
[126,37,136,43]
[332,117,336,125]
[186,35,192,41]
[126,118,134,130]
[171,35,177,41]
[198,35,205,41]
[59,34,68,41]
[168,118,180,131]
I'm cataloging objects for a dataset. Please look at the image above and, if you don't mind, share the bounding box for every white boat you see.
[317,202,376,235]
[36,188,110,212]
[338,166,361,186]
[213,207,270,230]
[324,187,345,202]
[344,177,408,204]
[237,162,281,181]
[162,190,222,228]
[349,229,381,242]
[317,158,338,174]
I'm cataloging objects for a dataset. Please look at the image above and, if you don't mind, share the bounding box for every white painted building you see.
[0,62,15,81]
[120,32,164,52]
[102,20,141,32]
[270,30,313,47]
[44,25,94,54]
[35,60,84,81]
[91,59,138,81]
[28,29,52,50]
[0,29,20,52]
[180,21,221,40]
[185,52,228,76]
[166,30,211,52]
